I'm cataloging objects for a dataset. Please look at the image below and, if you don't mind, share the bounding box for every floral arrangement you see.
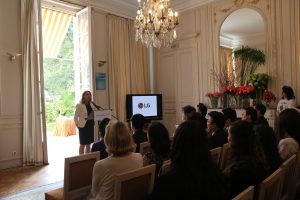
[263,90,276,103]
[205,92,222,108]
[236,85,255,98]
[248,73,270,91]
[222,85,237,96]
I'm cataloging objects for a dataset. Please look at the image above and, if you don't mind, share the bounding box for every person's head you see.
[279,108,300,146]
[282,85,295,100]
[186,112,207,130]
[130,114,145,131]
[228,120,255,159]
[104,121,135,156]
[242,107,257,123]
[255,103,266,117]
[181,105,196,121]
[222,108,237,128]
[197,103,208,117]
[80,91,92,104]
[148,122,170,157]
[207,111,225,132]
[99,118,111,138]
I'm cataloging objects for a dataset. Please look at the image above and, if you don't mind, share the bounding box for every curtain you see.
[108,15,149,121]
[21,0,45,165]
[219,46,234,84]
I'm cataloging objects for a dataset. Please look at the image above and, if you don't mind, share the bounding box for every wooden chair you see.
[210,147,222,166]
[257,168,283,200]
[220,143,231,170]
[280,154,297,200]
[114,164,156,200]
[295,151,300,183]
[140,141,151,155]
[158,159,171,177]
[232,186,254,200]
[45,152,100,200]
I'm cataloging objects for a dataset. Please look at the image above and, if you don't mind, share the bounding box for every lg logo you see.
[138,103,150,109]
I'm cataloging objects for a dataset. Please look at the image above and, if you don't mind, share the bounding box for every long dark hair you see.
[279,108,300,145]
[282,85,295,100]
[148,122,170,157]
[171,121,228,199]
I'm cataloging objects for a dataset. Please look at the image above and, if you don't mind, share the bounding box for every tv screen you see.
[126,94,163,120]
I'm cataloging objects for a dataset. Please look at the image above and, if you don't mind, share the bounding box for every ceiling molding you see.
[172,0,214,12]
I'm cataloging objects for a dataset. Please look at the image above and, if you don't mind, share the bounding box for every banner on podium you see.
[94,110,112,121]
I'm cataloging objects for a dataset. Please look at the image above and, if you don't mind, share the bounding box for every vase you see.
[227,95,237,109]
[237,96,250,108]
[256,90,264,104]
[221,95,227,108]
[210,97,218,109]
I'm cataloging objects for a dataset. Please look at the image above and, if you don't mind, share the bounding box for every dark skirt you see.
[78,120,94,145]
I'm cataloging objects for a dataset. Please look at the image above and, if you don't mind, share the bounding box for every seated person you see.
[222,108,237,133]
[255,103,269,126]
[196,103,208,126]
[181,105,196,121]
[186,112,207,130]
[207,111,228,149]
[131,114,148,153]
[91,121,143,200]
[91,118,110,159]
[242,107,257,124]
[143,122,171,178]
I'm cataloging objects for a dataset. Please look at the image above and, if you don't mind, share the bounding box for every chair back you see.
[114,164,156,200]
[257,168,283,200]
[232,186,254,200]
[158,159,171,177]
[295,151,300,182]
[280,154,297,200]
[210,147,222,166]
[140,141,151,155]
[220,143,231,170]
[64,152,100,200]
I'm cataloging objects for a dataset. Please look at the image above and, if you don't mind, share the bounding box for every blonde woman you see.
[91,121,143,200]
[74,91,97,154]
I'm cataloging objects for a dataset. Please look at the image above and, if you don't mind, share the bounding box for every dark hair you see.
[279,108,300,145]
[130,114,145,130]
[222,108,237,122]
[245,107,258,122]
[282,85,295,100]
[172,121,228,199]
[254,125,282,172]
[207,111,225,129]
[255,103,266,115]
[148,122,170,157]
[182,105,196,115]
[80,90,91,104]
[99,118,111,138]
[197,103,208,117]
[187,112,207,129]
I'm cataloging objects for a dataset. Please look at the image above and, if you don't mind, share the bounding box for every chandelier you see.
[134,0,179,48]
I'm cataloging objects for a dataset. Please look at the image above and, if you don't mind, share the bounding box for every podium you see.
[94,110,113,121]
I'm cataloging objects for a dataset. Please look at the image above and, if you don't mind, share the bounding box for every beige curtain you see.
[21,0,45,165]
[219,46,233,84]
[108,15,149,121]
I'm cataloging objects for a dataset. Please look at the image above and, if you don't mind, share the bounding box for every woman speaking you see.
[74,91,96,154]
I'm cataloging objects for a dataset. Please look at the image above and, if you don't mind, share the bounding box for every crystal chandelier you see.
[134,0,179,48]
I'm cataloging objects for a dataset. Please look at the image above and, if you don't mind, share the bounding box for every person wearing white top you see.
[90,121,143,200]
[277,85,296,113]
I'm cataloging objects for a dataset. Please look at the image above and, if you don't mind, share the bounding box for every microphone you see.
[91,101,119,121]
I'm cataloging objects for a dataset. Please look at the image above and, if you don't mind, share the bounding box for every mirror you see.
[219,8,266,85]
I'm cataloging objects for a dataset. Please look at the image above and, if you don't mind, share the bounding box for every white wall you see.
[0,0,23,169]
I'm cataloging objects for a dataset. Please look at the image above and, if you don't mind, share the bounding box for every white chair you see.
[220,143,231,170]
[232,186,254,200]
[45,152,100,200]
[210,147,222,166]
[114,164,156,200]
[280,154,297,200]
[140,141,151,155]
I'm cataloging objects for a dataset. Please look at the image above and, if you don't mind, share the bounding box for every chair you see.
[257,168,283,200]
[114,164,156,200]
[220,143,231,170]
[210,147,222,166]
[45,152,100,200]
[280,154,297,200]
[140,141,151,155]
[158,159,171,177]
[295,151,300,182]
[232,186,254,200]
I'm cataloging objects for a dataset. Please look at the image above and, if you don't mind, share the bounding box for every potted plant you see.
[205,92,223,109]
[248,73,271,103]
[236,85,255,108]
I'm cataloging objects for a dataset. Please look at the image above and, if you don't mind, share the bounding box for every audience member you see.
[277,85,296,113]
[255,103,269,126]
[254,125,282,174]
[143,122,171,178]
[91,118,110,159]
[278,108,300,160]
[222,108,237,132]
[91,121,142,200]
[197,103,208,118]
[151,121,229,200]
[223,120,267,198]
[131,114,148,153]
[187,111,207,129]
[181,105,196,121]
[207,111,228,149]
[242,107,257,124]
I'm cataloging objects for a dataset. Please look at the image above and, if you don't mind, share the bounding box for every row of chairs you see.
[210,143,231,170]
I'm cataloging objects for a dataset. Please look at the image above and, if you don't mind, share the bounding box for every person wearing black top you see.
[91,118,110,159]
[242,107,257,124]
[130,114,148,153]
[207,111,228,149]
[181,105,196,121]
[222,108,237,133]
[196,103,208,128]
[255,103,269,126]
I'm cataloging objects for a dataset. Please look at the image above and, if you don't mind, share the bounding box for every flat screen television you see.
[126,94,163,121]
